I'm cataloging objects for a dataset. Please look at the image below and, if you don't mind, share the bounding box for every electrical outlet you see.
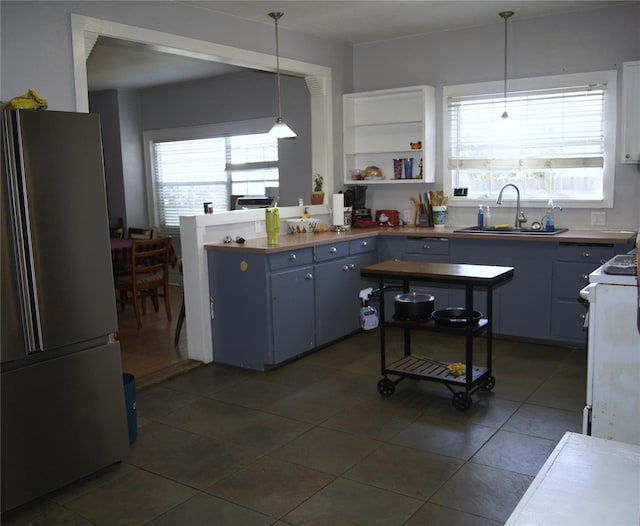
[591,211,606,226]
[255,220,262,233]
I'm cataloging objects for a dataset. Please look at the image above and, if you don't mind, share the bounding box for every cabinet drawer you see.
[557,244,615,263]
[349,236,377,255]
[406,238,449,255]
[551,300,588,343]
[554,261,599,299]
[316,241,349,262]
[269,248,314,270]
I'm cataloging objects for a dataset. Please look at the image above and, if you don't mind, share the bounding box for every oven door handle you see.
[579,283,596,303]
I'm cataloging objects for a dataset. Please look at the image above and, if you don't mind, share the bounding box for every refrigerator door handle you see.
[2,111,42,353]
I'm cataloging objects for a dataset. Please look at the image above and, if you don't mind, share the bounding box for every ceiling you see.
[87,0,626,91]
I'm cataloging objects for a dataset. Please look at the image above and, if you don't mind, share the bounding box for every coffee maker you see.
[344,185,371,222]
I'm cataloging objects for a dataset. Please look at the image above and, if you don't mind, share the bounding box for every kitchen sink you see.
[454,226,568,235]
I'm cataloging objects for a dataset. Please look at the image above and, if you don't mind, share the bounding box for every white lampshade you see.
[269,118,297,139]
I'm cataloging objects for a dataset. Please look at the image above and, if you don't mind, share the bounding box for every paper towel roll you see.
[332,193,344,226]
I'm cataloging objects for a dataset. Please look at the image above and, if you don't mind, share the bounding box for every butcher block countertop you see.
[205,226,636,254]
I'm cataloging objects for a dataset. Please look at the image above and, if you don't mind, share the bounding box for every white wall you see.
[352,3,640,231]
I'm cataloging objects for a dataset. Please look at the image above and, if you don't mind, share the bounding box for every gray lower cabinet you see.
[208,236,377,370]
[403,237,450,310]
[271,264,315,363]
[551,243,627,344]
[450,239,555,340]
[316,237,377,346]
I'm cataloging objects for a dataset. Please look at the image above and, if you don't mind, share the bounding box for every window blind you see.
[447,84,606,199]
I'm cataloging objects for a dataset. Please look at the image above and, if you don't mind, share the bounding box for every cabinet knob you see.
[330,246,337,253]
[342,265,350,271]
[305,273,313,280]
[423,244,431,250]
[349,263,355,269]
[288,253,297,260]
[578,313,587,320]
[580,251,591,258]
[625,153,631,159]
[581,273,589,280]
[361,241,368,247]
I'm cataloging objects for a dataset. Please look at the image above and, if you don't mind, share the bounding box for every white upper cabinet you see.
[621,61,640,164]
[343,85,435,184]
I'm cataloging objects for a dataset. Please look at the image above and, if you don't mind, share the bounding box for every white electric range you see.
[579,251,639,445]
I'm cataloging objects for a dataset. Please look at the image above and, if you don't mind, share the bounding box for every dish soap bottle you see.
[477,205,484,229]
[484,206,491,229]
[545,200,555,232]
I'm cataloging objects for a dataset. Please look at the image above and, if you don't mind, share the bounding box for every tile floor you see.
[2,329,586,525]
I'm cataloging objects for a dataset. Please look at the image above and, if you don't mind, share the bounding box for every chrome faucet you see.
[496,183,527,229]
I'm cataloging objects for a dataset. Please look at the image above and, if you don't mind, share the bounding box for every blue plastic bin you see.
[123,373,137,444]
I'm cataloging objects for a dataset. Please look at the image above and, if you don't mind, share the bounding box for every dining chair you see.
[127,227,155,240]
[114,237,172,329]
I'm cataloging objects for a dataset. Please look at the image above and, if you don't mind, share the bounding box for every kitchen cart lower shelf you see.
[360,260,514,411]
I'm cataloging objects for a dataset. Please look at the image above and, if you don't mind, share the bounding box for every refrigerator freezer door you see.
[3,110,117,357]
[1,341,129,512]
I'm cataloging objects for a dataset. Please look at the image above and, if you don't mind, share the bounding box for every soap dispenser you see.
[477,205,485,228]
[545,200,555,232]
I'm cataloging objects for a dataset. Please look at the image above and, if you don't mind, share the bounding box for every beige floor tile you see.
[430,462,533,523]
[147,493,274,525]
[65,469,197,525]
[206,456,335,518]
[404,502,501,526]
[391,415,497,460]
[281,478,421,526]
[471,429,558,476]
[271,426,381,475]
[344,443,464,500]
[502,403,582,441]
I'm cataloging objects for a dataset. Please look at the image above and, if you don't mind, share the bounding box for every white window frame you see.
[442,70,617,209]
[143,117,274,232]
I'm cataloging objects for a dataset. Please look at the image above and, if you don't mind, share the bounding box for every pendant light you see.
[499,11,514,119]
[268,12,297,139]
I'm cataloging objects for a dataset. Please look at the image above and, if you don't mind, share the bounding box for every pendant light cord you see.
[270,12,284,120]
[499,11,513,119]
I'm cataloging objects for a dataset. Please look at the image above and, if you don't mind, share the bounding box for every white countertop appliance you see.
[580,251,639,445]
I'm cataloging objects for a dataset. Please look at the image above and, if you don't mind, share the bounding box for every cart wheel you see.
[377,378,395,397]
[480,375,496,392]
[452,391,473,411]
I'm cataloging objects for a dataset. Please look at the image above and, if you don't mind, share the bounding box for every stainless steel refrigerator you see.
[1,109,129,513]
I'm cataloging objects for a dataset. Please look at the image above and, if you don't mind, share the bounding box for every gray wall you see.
[351,3,640,231]
[1,1,637,231]
[0,0,351,191]
[138,70,311,208]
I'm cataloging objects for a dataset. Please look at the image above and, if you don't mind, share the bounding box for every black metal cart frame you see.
[360,260,514,410]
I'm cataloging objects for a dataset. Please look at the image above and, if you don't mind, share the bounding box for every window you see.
[144,118,278,228]
[443,71,616,207]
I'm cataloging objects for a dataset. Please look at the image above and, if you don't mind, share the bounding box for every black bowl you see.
[432,308,482,327]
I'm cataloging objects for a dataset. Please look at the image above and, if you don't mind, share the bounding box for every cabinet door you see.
[209,252,271,370]
[315,257,357,346]
[621,61,640,163]
[450,239,554,340]
[271,266,315,364]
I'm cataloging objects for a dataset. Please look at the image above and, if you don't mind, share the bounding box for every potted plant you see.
[311,173,324,204]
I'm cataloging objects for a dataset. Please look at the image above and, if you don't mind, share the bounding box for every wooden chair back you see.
[115,236,172,328]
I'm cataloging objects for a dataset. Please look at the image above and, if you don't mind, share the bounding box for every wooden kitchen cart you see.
[360,260,514,410]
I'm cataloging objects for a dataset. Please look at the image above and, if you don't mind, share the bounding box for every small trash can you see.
[123,373,138,444]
